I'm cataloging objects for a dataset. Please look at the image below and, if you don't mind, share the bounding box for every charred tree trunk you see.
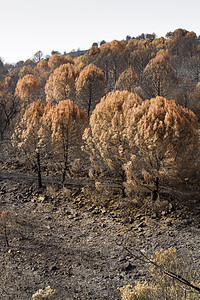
[121,170,126,198]
[36,151,42,189]
[151,176,159,201]
[62,153,68,186]
[4,224,9,247]
[62,132,69,186]
[88,85,92,115]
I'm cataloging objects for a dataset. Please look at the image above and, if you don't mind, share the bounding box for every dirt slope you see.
[0,171,200,299]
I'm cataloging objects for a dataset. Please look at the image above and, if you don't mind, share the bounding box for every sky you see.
[1,0,200,64]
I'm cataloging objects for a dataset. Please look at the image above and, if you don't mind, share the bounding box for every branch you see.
[119,244,200,293]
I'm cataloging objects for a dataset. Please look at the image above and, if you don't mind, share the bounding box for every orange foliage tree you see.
[84,91,199,199]
[48,54,74,70]
[166,29,199,59]
[15,74,42,105]
[43,100,89,184]
[141,50,178,99]
[83,91,142,196]
[12,100,49,188]
[18,65,33,78]
[45,64,79,104]
[36,59,50,72]
[75,63,106,115]
[86,40,127,91]
[115,66,139,93]
[0,77,19,140]
[128,39,154,81]
[124,97,199,200]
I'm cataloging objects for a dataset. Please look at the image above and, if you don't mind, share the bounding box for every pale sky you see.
[1,0,199,64]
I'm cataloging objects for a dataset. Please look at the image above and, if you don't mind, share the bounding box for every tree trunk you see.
[121,170,126,198]
[121,186,126,198]
[62,135,69,186]
[88,85,92,115]
[36,151,42,189]
[4,225,9,247]
[151,177,159,201]
[62,157,68,186]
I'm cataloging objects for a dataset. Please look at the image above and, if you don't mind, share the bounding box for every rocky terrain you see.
[0,167,200,299]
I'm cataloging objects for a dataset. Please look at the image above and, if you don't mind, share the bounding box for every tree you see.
[33,60,51,101]
[174,78,197,110]
[15,74,42,105]
[166,29,199,58]
[0,210,10,247]
[45,64,79,104]
[84,92,199,199]
[0,77,19,140]
[187,53,200,84]
[48,54,74,70]
[12,100,48,188]
[115,66,139,93]
[18,65,33,78]
[43,100,89,184]
[100,40,106,46]
[141,50,178,99]
[86,40,127,91]
[124,97,199,200]
[83,91,142,196]
[92,42,98,47]
[126,38,154,81]
[33,51,43,63]
[36,60,50,72]
[99,40,127,90]
[75,64,106,115]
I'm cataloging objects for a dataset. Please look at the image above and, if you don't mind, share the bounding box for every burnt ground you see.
[0,168,200,299]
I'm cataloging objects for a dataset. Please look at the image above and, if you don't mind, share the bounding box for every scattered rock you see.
[166,220,172,226]
[121,261,136,272]
[38,195,47,202]
[101,208,107,214]
[152,213,157,219]
[49,265,59,271]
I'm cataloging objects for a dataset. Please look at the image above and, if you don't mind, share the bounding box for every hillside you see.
[0,167,200,299]
[0,27,200,299]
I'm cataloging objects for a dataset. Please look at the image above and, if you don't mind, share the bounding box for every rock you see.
[38,195,47,202]
[49,265,59,271]
[101,208,106,214]
[121,261,136,272]
[166,220,172,226]
[183,220,192,226]
[122,217,134,224]
[152,213,157,219]
[168,203,174,213]
[162,211,167,216]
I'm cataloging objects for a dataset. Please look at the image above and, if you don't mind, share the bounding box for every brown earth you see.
[0,168,200,299]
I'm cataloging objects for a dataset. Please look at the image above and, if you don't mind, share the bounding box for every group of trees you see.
[1,28,200,121]
[0,28,199,199]
[83,91,199,199]
[12,99,88,187]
